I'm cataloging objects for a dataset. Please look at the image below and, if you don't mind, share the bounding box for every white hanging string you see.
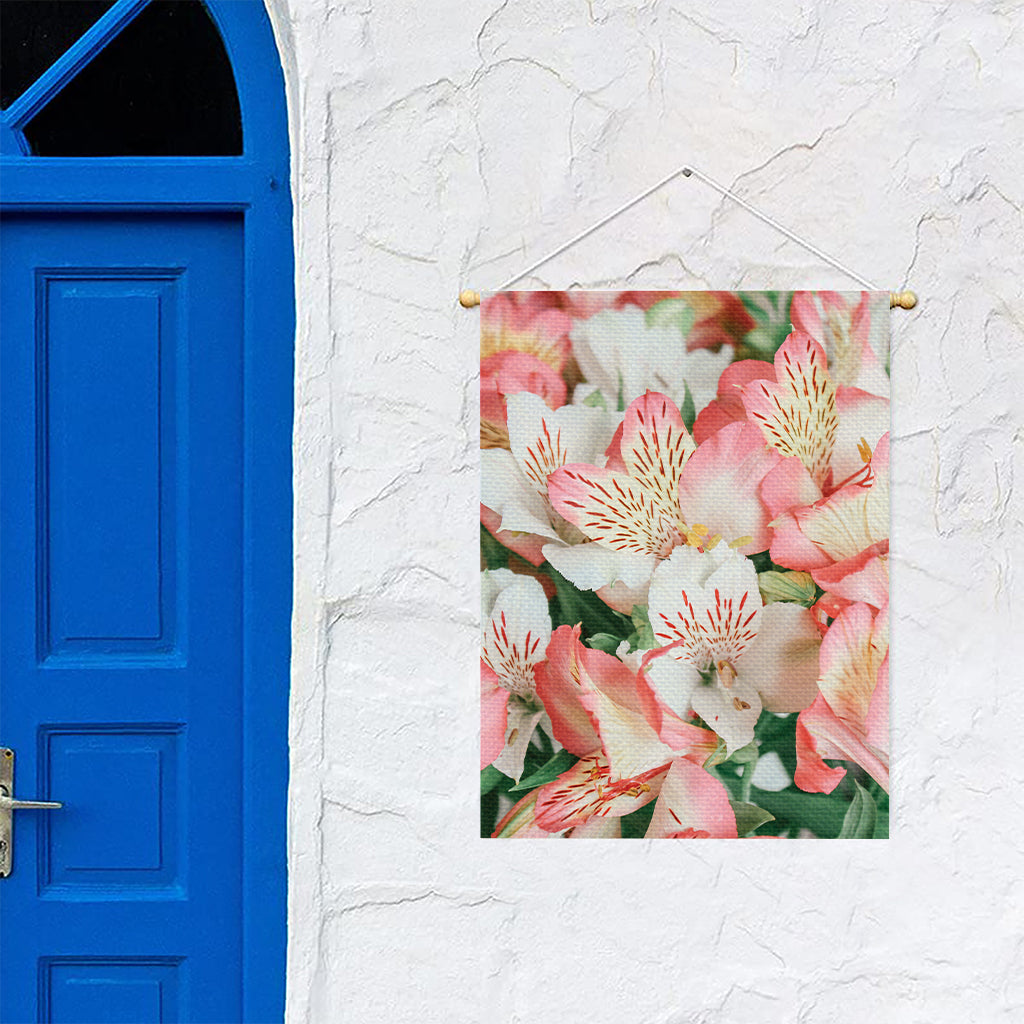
[492,163,880,292]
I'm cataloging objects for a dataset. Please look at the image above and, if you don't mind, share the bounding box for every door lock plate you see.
[0,748,14,878]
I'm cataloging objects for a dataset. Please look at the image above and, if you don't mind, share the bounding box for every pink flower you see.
[545,391,779,596]
[479,293,574,441]
[481,391,613,567]
[493,754,736,839]
[644,759,738,838]
[795,600,889,794]
[695,331,889,493]
[535,624,716,782]
[480,569,553,782]
[480,350,566,421]
[684,291,758,351]
[790,291,889,396]
[645,545,820,752]
[763,433,889,601]
[480,293,572,371]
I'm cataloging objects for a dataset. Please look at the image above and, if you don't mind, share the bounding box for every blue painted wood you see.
[0,160,264,208]
[0,3,293,1021]
[2,213,245,1023]
[41,958,184,1024]
[44,275,178,655]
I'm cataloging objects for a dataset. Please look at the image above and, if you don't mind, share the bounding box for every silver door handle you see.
[0,747,62,878]
[0,793,62,811]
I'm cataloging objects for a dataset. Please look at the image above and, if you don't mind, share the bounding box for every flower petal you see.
[739,602,822,713]
[481,447,562,542]
[481,660,510,769]
[795,692,889,794]
[480,293,571,371]
[832,387,890,483]
[865,653,889,755]
[645,759,738,838]
[789,474,888,567]
[693,359,776,445]
[480,504,549,567]
[534,753,666,831]
[491,699,549,783]
[811,547,889,608]
[542,540,657,592]
[481,350,567,412]
[690,675,762,753]
[534,626,602,756]
[648,545,762,671]
[620,391,695,523]
[549,464,679,556]
[817,601,888,732]
[793,698,849,794]
[741,331,839,488]
[506,391,612,501]
[677,421,780,553]
[568,816,622,838]
[481,573,552,697]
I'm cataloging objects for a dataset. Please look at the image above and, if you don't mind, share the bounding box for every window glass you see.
[23,0,242,156]
[1,1,116,110]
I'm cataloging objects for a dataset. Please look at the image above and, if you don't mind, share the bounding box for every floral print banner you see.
[480,291,890,839]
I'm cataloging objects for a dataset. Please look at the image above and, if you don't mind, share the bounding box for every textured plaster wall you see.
[265,1,1024,1020]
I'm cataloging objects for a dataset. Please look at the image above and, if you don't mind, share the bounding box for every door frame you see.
[0,2,294,1019]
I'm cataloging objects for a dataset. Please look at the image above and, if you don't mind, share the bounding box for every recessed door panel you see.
[40,957,183,1024]
[41,273,181,659]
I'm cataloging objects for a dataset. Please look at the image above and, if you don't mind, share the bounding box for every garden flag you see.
[480,291,890,839]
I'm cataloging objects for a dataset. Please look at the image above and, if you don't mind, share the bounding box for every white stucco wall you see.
[266,1,1024,1020]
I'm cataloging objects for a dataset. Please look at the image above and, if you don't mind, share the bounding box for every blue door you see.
[0,4,292,1022]
[1,213,246,1021]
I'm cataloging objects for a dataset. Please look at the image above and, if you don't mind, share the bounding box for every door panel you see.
[1,213,244,1023]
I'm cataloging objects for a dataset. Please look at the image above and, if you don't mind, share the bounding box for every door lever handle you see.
[0,747,62,878]
[0,793,63,811]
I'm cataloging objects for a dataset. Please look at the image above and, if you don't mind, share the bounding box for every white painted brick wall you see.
[266,1,1024,1019]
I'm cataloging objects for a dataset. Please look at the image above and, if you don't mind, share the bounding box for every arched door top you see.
[0,0,288,203]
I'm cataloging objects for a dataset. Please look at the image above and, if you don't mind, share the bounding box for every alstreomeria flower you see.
[480,569,554,782]
[546,390,780,595]
[645,544,821,752]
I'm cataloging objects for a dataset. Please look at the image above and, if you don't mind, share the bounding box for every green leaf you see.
[619,799,657,838]
[703,736,729,769]
[838,782,878,839]
[730,800,776,837]
[749,786,849,838]
[874,803,889,839]
[625,604,656,652]
[644,298,697,337]
[679,380,696,433]
[508,748,577,794]
[585,633,621,655]
[480,765,505,796]
[757,569,817,606]
[480,525,510,570]
[545,562,629,638]
[727,740,760,765]
[582,389,607,410]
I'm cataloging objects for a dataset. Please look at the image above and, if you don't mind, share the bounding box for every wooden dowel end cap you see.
[890,290,918,310]
[459,289,481,308]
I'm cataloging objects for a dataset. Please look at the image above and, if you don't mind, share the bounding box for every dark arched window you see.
[1,0,242,156]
